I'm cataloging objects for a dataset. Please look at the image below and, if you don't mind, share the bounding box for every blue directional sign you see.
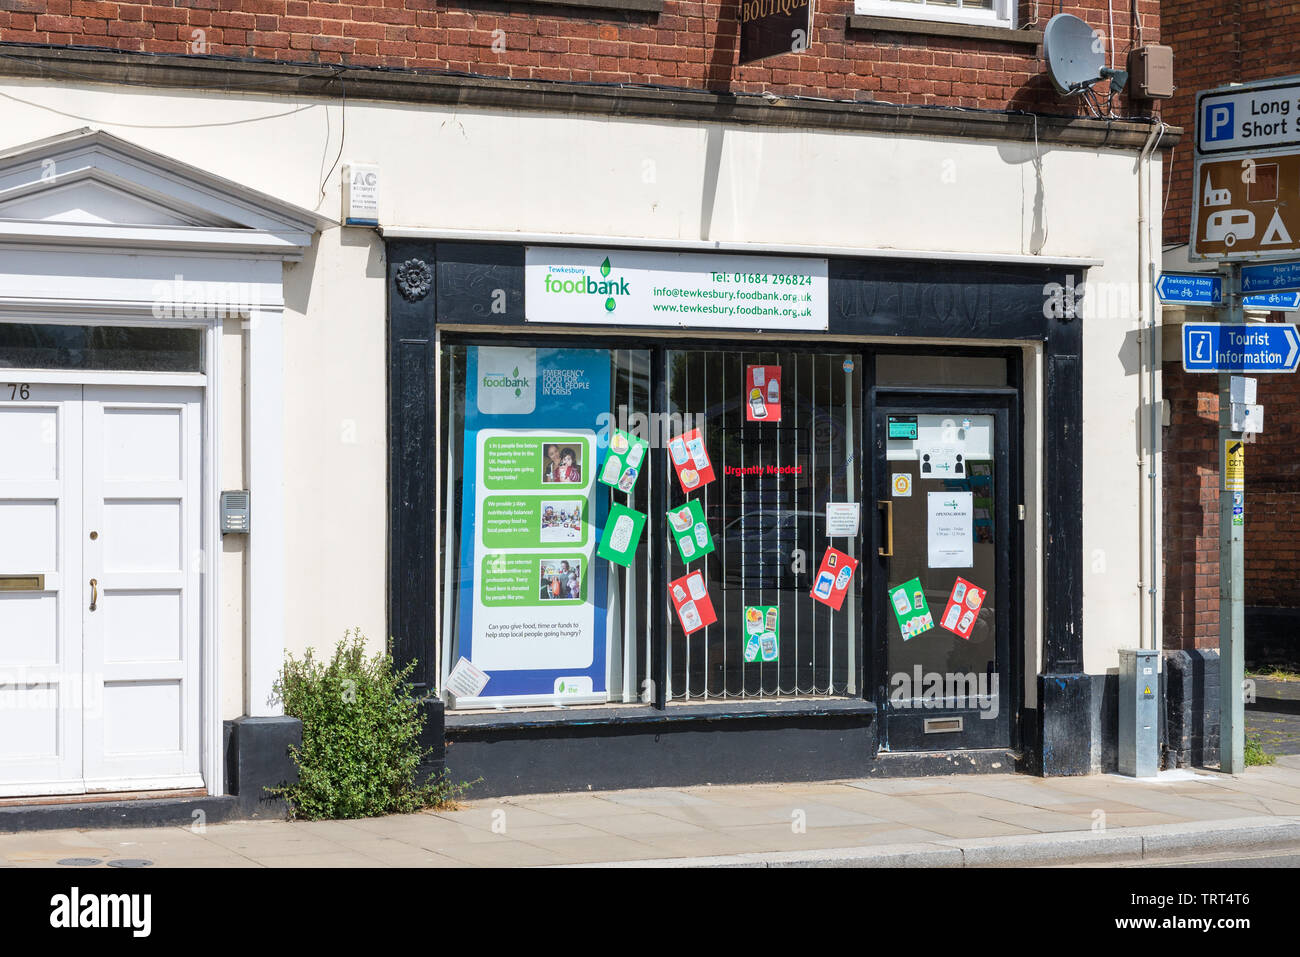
[1241,260,1300,295]
[1158,273,1223,305]
[1182,323,1300,373]
[1243,291,1300,311]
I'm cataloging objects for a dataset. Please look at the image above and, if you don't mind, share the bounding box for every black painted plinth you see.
[1164,649,1220,769]
[444,700,877,798]
[417,696,446,782]
[224,715,302,818]
[1037,674,1093,776]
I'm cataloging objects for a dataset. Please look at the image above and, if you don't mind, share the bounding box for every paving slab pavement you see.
[4,761,1300,868]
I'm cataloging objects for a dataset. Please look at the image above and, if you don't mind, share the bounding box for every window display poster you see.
[743,605,780,662]
[667,499,715,563]
[598,428,649,493]
[939,577,986,640]
[669,570,717,635]
[667,427,716,493]
[927,491,974,568]
[745,365,782,422]
[890,577,936,640]
[810,547,857,611]
[597,503,647,567]
[456,346,612,703]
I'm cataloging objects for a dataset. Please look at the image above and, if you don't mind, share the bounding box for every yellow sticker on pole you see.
[1225,440,1245,492]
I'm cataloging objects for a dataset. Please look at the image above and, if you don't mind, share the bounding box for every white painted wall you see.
[0,75,1162,694]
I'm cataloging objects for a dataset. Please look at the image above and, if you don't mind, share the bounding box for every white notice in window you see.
[927,492,973,569]
[825,502,861,537]
[446,657,491,699]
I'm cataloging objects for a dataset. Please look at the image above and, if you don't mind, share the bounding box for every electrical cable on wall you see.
[0,89,316,129]
[316,71,348,210]
[1109,0,1116,69]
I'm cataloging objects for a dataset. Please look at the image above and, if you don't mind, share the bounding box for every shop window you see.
[440,344,652,709]
[439,343,863,711]
[856,0,1014,29]
[666,350,863,700]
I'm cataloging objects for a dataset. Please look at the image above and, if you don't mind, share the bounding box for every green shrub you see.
[270,629,470,819]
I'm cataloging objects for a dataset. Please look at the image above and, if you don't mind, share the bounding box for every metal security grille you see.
[666,349,862,701]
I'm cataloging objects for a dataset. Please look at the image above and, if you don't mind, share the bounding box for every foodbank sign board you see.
[739,0,812,65]
[524,246,828,331]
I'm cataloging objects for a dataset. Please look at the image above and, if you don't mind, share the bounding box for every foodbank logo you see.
[543,257,629,312]
[481,365,530,398]
[477,347,536,414]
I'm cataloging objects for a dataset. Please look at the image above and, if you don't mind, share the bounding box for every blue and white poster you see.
[454,346,611,705]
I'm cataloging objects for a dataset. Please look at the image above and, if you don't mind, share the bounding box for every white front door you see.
[0,383,203,797]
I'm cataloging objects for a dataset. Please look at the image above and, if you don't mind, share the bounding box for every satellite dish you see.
[1044,14,1105,95]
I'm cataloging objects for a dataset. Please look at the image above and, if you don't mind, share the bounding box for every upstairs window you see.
[857,0,1016,30]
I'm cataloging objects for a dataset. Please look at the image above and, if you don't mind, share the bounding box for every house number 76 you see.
[7,384,30,400]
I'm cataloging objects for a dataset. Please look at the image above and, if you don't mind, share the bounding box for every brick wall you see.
[0,0,1159,111]
[1163,363,1221,649]
[1163,361,1300,649]
[1243,374,1300,606]
[1161,2,1300,650]
[1162,1,1300,247]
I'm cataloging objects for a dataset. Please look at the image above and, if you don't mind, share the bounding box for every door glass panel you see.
[884,413,998,710]
[0,324,203,372]
[875,355,1007,387]
[666,349,862,700]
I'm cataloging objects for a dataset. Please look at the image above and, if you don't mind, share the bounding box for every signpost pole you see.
[1217,261,1246,774]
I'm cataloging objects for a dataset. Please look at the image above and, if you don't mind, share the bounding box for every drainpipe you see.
[1136,120,1166,655]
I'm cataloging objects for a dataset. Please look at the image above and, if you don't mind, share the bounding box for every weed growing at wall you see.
[1244,734,1276,767]
[271,629,472,819]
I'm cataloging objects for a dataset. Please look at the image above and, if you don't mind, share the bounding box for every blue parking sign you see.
[1204,102,1234,142]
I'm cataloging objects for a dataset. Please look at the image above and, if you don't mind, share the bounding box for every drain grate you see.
[57,858,103,866]
[106,859,153,868]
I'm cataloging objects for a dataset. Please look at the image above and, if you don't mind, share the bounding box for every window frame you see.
[855,0,1017,30]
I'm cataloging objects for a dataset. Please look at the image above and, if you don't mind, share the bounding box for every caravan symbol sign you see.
[1191,151,1300,260]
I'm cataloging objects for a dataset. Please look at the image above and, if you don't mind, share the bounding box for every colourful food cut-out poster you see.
[666,499,715,562]
[743,605,780,662]
[669,569,716,635]
[667,427,716,493]
[809,547,857,611]
[744,365,782,422]
[938,577,986,639]
[598,429,649,493]
[889,577,935,640]
[597,503,647,567]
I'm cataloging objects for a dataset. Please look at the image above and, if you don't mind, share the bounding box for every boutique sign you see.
[525,246,828,331]
[739,0,812,65]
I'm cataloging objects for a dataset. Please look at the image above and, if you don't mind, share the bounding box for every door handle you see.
[89,578,98,612]
[877,501,894,557]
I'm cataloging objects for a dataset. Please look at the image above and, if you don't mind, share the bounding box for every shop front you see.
[389,240,1083,794]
